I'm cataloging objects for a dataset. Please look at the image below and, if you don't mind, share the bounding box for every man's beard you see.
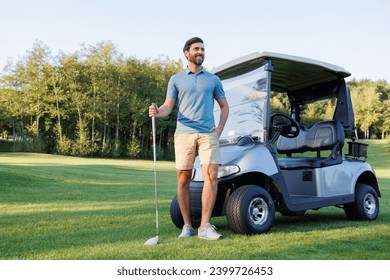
[190,54,204,66]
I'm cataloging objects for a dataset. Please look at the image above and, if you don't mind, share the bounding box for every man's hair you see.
[183,37,204,53]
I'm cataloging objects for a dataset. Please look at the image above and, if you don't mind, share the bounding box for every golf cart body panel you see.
[170,51,380,233]
[277,160,376,198]
[193,143,279,182]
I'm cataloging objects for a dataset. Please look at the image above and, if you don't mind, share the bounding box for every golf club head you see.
[144,235,159,246]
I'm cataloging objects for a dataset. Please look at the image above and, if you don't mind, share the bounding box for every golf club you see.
[144,116,159,246]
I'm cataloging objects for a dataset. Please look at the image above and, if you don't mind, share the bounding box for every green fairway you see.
[0,140,389,260]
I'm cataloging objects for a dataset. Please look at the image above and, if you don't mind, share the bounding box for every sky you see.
[1,0,389,81]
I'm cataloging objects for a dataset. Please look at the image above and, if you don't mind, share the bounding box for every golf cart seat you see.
[277,120,345,169]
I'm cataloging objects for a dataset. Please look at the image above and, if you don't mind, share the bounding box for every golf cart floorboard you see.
[289,194,354,211]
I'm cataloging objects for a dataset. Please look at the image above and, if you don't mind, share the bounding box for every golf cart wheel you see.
[169,195,201,229]
[344,183,379,221]
[226,185,275,234]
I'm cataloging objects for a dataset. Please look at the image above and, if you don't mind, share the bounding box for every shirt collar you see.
[185,66,205,75]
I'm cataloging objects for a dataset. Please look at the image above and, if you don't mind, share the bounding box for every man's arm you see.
[149,98,175,118]
[214,97,229,137]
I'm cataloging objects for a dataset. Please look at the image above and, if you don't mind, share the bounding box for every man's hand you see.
[212,126,223,138]
[214,97,229,138]
[149,103,158,118]
[148,98,175,118]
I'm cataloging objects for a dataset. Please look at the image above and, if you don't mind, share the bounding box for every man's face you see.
[185,42,205,66]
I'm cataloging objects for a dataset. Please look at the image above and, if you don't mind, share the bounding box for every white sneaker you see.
[198,223,223,240]
[178,224,195,238]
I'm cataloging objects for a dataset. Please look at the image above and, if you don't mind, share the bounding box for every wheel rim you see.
[364,193,376,215]
[248,197,269,225]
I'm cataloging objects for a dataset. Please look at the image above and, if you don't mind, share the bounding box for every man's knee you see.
[202,164,218,181]
[177,169,192,186]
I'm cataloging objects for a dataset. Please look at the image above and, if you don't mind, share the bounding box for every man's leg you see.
[197,163,223,240]
[177,169,193,226]
[200,164,219,228]
[196,132,223,240]
[174,133,196,238]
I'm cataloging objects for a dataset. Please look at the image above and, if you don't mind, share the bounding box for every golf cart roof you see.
[212,51,351,95]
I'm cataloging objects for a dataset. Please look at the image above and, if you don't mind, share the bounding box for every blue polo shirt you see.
[167,67,225,133]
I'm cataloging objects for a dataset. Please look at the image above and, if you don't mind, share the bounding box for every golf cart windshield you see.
[214,64,268,144]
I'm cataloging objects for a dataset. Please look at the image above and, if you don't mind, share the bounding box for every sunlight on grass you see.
[0,152,175,170]
[375,169,390,178]
[0,201,145,215]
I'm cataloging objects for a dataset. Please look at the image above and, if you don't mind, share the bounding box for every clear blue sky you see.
[1,0,389,81]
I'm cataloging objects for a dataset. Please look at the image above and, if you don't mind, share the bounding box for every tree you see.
[0,41,52,151]
[301,99,335,128]
[82,42,121,156]
[375,80,390,139]
[349,79,381,139]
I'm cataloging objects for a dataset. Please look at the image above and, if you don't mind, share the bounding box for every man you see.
[148,37,229,240]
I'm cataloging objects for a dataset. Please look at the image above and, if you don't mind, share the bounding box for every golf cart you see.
[170,52,381,234]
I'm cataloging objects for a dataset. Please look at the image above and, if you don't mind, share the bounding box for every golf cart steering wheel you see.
[270,112,300,139]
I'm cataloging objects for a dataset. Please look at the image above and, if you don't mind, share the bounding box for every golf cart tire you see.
[170,195,201,229]
[344,183,379,221]
[226,185,275,234]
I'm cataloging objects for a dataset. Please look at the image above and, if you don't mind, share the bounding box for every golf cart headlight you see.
[218,165,240,178]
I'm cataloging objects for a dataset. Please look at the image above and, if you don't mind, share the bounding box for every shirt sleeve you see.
[214,76,225,99]
[166,76,178,100]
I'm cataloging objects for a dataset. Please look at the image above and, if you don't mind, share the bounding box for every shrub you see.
[127,139,141,158]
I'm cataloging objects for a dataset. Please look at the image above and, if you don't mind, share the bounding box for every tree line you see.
[0,41,389,159]
[0,41,180,159]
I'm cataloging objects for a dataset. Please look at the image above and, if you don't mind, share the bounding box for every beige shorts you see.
[174,132,221,170]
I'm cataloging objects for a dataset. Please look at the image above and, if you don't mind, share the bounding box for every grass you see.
[0,140,389,260]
